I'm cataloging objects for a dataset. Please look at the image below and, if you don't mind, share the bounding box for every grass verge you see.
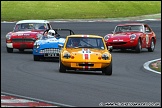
[1,1,161,21]
[149,60,161,72]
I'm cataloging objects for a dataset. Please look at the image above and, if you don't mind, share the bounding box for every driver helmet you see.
[47,29,56,37]
[72,38,80,46]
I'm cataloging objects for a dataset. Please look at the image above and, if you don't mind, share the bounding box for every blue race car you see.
[33,29,75,61]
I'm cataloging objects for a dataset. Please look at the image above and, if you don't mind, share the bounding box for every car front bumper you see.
[61,59,111,69]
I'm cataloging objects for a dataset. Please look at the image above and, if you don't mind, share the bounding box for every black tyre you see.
[6,47,13,53]
[109,48,113,52]
[135,39,142,53]
[108,46,113,52]
[148,39,155,52]
[34,55,40,61]
[59,58,66,73]
[102,60,112,76]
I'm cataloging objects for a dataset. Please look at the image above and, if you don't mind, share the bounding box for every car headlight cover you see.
[6,34,11,40]
[104,35,110,41]
[102,53,109,60]
[130,34,136,40]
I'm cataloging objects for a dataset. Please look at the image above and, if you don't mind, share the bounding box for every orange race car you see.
[59,35,112,75]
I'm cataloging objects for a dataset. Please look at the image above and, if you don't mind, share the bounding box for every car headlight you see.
[104,35,110,41]
[63,51,71,59]
[34,42,40,49]
[6,34,11,40]
[102,53,109,60]
[130,34,136,40]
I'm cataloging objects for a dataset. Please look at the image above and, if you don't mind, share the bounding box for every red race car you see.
[6,20,53,53]
[104,23,156,53]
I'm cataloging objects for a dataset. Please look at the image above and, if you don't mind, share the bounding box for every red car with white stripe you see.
[59,35,112,75]
[104,23,156,53]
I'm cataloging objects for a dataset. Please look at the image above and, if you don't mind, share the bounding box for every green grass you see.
[149,61,161,72]
[1,1,161,21]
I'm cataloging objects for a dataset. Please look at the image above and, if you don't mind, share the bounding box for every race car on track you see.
[59,35,112,75]
[104,23,156,53]
[33,29,75,61]
[5,20,53,53]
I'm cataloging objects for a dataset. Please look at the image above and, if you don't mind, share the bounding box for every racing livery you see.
[6,20,53,53]
[33,29,75,61]
[59,35,112,75]
[104,23,156,53]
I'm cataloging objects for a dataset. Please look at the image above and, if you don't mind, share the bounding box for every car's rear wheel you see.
[148,39,155,52]
[102,60,112,76]
[59,58,66,73]
[33,55,40,61]
[135,39,142,53]
[6,47,13,53]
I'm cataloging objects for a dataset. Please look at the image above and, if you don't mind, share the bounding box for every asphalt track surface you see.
[1,20,161,107]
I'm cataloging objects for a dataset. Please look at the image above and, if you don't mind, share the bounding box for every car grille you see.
[40,48,60,53]
[12,38,36,42]
[109,42,127,45]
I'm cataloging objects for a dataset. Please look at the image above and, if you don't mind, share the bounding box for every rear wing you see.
[43,28,75,36]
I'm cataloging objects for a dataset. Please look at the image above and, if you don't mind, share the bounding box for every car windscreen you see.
[66,37,105,49]
[14,23,49,32]
[114,25,143,33]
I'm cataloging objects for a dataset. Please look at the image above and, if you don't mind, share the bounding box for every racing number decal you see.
[82,48,91,69]
[146,34,149,44]
[82,35,90,69]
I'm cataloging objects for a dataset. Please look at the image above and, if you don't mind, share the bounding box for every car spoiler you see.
[53,28,75,35]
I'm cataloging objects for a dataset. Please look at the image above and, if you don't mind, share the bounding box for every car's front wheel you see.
[33,55,40,61]
[109,48,113,52]
[59,59,66,73]
[135,39,142,53]
[102,60,112,76]
[108,46,113,52]
[6,47,13,53]
[148,38,155,52]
